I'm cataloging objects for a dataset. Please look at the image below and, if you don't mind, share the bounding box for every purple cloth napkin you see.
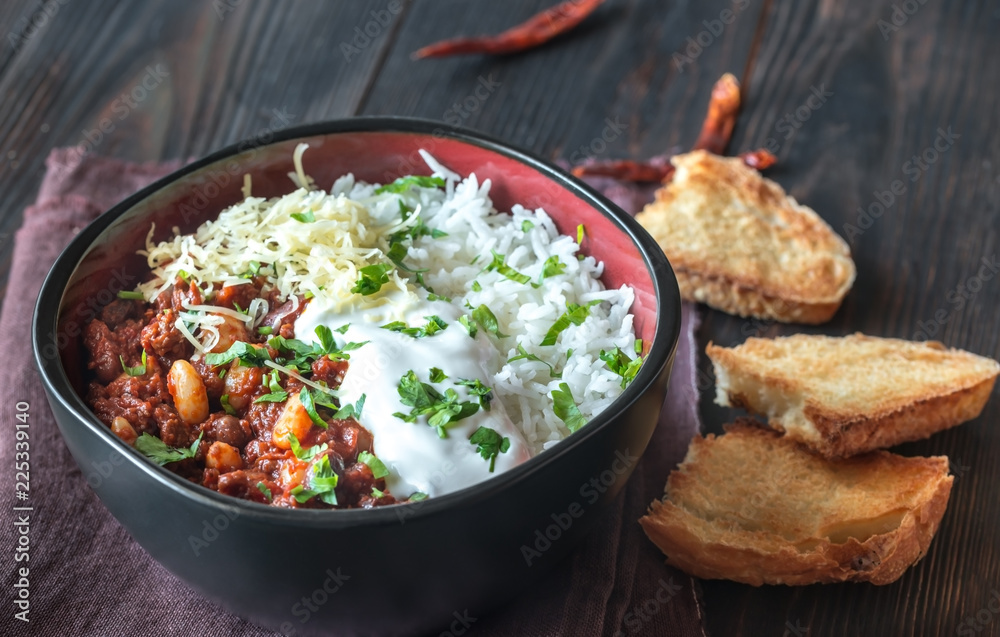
[0,148,705,637]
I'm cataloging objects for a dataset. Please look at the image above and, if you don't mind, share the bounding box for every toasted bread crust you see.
[708,334,1000,457]
[639,422,954,585]
[636,150,856,324]
[676,268,844,324]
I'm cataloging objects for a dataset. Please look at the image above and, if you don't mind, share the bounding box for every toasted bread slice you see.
[635,150,856,324]
[707,333,999,458]
[639,421,953,585]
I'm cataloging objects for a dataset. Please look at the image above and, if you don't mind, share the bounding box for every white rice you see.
[331,156,638,453]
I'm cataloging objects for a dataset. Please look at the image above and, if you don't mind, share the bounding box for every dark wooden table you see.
[2,1,998,635]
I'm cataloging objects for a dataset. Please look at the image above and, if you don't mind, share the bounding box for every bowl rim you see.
[32,116,681,528]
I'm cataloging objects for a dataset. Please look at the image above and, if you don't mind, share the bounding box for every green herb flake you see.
[539,255,567,283]
[634,339,643,355]
[507,344,561,378]
[257,325,273,335]
[351,263,393,296]
[298,388,328,429]
[135,431,203,466]
[471,281,482,292]
[288,433,328,462]
[429,367,448,383]
[256,481,273,502]
[290,455,340,505]
[332,394,366,421]
[304,290,315,300]
[458,315,477,338]
[371,487,385,499]
[120,350,147,377]
[427,293,452,303]
[375,175,446,195]
[521,220,535,232]
[576,224,585,244]
[408,492,429,502]
[540,300,601,346]
[290,210,316,223]
[204,341,272,368]
[381,315,448,339]
[552,383,587,433]
[220,394,236,415]
[455,378,493,410]
[392,370,480,438]
[358,450,390,479]
[600,347,644,389]
[469,426,511,472]
[472,304,508,338]
[485,250,534,286]
[117,290,145,300]
[334,324,351,334]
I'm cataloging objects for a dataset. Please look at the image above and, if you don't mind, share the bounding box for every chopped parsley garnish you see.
[351,263,393,296]
[117,290,145,300]
[288,433,328,461]
[521,220,534,232]
[240,260,262,279]
[386,242,429,275]
[371,487,385,499]
[220,394,236,415]
[455,378,493,410]
[254,370,288,403]
[332,394,366,420]
[304,290,315,300]
[634,339,643,355]
[471,281,482,292]
[267,332,366,374]
[429,367,448,383]
[334,324,351,334]
[290,211,315,223]
[408,492,429,502]
[600,347,643,389]
[382,315,448,339]
[290,455,339,505]
[205,341,272,368]
[358,450,390,479]
[136,431,203,466]
[539,255,566,282]
[392,370,480,438]
[485,250,534,286]
[507,344,561,378]
[540,301,600,346]
[256,482,273,502]
[471,304,508,338]
[427,293,452,303]
[552,383,587,433]
[120,350,147,377]
[469,426,510,472]
[576,224,585,244]
[257,325,273,335]
[458,315,477,338]
[298,387,329,429]
[376,175,446,194]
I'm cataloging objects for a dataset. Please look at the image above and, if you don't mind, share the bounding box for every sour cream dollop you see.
[294,290,532,498]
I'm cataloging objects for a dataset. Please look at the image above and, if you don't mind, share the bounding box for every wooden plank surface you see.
[1,1,998,635]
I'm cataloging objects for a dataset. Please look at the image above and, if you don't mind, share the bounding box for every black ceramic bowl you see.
[32,118,680,636]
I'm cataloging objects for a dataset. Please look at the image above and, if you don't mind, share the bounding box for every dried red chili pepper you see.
[571,72,772,183]
[412,0,606,59]
[570,160,672,182]
[691,72,742,155]
[571,151,776,182]
[739,149,777,171]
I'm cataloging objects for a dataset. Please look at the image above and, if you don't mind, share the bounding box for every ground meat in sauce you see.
[82,277,398,509]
